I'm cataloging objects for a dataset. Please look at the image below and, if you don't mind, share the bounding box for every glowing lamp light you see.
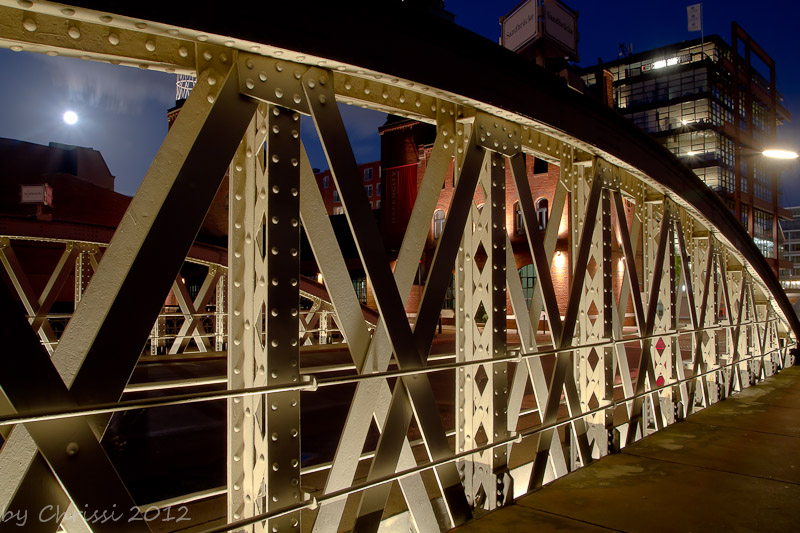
[762,149,799,159]
[63,110,78,125]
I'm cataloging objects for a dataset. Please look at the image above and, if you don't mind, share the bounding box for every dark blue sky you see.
[1,1,798,201]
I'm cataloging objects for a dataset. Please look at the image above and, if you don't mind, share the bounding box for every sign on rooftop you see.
[19,184,53,206]
[501,0,578,60]
[501,0,539,52]
[544,0,577,56]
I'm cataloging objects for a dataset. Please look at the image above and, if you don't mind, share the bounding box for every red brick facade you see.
[314,161,382,215]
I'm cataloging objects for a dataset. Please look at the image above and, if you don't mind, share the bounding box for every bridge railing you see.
[0,3,797,533]
[0,236,359,357]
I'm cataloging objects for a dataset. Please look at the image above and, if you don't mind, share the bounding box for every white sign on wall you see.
[502,0,539,52]
[544,0,577,55]
[19,184,53,206]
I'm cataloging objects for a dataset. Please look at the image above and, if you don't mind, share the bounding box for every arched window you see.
[514,202,524,235]
[518,264,536,307]
[433,209,446,239]
[536,198,549,230]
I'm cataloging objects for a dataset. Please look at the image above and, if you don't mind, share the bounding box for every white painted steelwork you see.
[0,2,796,533]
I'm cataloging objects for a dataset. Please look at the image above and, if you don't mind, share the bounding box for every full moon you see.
[63,110,78,125]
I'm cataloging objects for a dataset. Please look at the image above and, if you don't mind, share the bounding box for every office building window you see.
[753,160,771,201]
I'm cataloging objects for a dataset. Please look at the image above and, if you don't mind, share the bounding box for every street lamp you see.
[763,149,799,160]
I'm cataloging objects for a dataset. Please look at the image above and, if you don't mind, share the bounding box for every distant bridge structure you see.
[0,2,797,533]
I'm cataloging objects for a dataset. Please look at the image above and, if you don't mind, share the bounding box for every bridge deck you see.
[455,364,800,532]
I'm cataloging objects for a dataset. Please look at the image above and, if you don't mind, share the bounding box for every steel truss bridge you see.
[0,2,797,532]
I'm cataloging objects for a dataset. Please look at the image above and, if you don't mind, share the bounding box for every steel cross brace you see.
[608,191,642,428]
[623,202,672,445]
[168,268,221,354]
[719,261,748,396]
[0,49,258,533]
[347,138,485,531]
[509,153,595,491]
[303,67,473,530]
[307,107,461,532]
[300,142,440,531]
[0,238,78,354]
[685,239,717,413]
[505,153,571,483]
[0,280,148,531]
[612,191,668,439]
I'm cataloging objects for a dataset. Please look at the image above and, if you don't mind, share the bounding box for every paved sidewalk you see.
[454,365,800,532]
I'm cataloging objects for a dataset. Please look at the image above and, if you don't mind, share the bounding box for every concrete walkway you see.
[454,364,800,532]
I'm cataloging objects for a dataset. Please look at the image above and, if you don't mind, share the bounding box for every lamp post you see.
[763,149,799,160]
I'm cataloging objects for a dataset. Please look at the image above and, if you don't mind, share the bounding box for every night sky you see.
[1,1,798,202]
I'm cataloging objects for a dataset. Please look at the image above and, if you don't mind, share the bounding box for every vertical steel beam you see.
[456,152,509,510]
[577,164,614,459]
[0,45,257,533]
[228,103,303,531]
[228,105,266,531]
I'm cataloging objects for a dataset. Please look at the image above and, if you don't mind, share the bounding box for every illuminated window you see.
[536,198,548,230]
[333,206,344,215]
[352,275,367,304]
[433,209,446,239]
[518,264,536,307]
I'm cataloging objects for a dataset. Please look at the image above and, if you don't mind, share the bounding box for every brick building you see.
[377,116,572,319]
[314,161,381,214]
